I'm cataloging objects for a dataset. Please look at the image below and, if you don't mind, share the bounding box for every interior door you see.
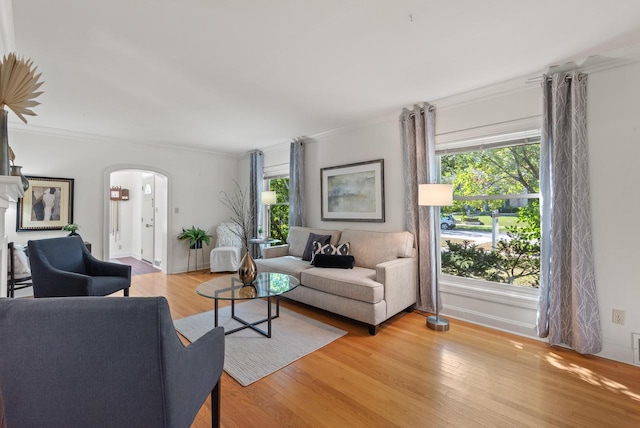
[141,176,155,264]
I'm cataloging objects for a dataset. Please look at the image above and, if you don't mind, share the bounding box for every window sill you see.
[439,274,539,310]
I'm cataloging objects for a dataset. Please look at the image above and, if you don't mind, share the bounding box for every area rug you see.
[111,257,160,275]
[174,300,347,386]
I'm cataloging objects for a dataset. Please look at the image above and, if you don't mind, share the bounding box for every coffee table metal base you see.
[214,296,280,338]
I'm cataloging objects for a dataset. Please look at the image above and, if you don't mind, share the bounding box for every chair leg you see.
[211,380,221,428]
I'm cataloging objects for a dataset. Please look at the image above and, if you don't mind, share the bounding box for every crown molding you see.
[9,121,240,159]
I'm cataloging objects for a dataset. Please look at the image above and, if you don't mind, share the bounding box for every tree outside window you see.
[267,177,289,242]
[440,139,541,288]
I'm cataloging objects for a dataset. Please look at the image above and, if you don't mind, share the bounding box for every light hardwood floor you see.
[130,271,640,428]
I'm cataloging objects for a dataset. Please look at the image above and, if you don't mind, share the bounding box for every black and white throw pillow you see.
[311,241,350,265]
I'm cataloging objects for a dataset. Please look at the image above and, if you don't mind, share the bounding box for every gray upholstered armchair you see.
[0,296,225,428]
[27,235,131,297]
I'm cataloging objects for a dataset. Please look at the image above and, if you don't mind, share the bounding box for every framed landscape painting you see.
[320,159,385,222]
[17,176,74,231]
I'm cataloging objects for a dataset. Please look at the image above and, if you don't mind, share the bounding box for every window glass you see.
[267,177,289,242]
[439,138,540,288]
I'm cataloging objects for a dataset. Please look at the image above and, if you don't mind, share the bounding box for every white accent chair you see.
[210,223,243,272]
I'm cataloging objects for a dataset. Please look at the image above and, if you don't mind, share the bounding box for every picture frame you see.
[16,176,75,231]
[321,159,385,222]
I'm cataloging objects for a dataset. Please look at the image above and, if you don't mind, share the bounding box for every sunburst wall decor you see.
[0,53,44,123]
[0,53,45,176]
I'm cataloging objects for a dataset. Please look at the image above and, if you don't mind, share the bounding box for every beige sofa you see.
[255,226,417,334]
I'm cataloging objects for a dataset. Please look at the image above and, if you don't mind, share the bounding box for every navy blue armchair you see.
[28,235,131,297]
[0,296,225,427]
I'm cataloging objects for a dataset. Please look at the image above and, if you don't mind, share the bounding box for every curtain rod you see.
[528,72,586,84]
[407,105,435,118]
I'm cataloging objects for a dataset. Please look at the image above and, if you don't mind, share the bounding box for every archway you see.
[104,166,172,273]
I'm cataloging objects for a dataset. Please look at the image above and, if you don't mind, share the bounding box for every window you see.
[439,132,541,288]
[265,177,289,242]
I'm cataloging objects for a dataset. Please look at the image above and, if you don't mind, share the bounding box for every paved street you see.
[441,229,508,245]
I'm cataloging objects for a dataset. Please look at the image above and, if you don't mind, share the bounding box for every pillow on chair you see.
[216,224,242,248]
[11,244,30,274]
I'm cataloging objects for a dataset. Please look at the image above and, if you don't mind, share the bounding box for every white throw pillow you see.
[216,224,242,248]
[12,244,31,274]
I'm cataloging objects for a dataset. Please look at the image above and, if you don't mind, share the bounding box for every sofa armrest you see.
[375,257,417,317]
[262,244,289,259]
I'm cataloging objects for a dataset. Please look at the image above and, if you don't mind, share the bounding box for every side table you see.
[248,238,281,258]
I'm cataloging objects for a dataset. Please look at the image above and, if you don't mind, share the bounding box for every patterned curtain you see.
[249,150,263,259]
[536,71,602,354]
[400,103,437,312]
[289,138,305,227]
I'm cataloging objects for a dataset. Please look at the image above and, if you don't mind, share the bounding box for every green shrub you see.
[441,201,540,288]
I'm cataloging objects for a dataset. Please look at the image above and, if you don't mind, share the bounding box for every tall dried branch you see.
[0,53,45,123]
[219,181,254,250]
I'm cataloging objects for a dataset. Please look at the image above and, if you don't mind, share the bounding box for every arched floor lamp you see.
[418,183,453,331]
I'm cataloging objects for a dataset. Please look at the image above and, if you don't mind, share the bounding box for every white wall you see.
[588,61,640,364]
[6,129,240,273]
[154,173,168,268]
[304,118,406,231]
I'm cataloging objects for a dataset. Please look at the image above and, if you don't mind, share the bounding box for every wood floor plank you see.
[127,271,640,428]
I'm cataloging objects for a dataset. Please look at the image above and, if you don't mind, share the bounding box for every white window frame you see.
[436,125,542,303]
[263,174,290,237]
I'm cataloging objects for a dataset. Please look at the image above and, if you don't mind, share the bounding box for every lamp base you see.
[426,315,450,332]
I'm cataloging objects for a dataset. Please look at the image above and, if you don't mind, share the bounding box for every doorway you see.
[106,168,170,273]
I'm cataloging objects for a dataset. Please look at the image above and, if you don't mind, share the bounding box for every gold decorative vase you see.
[238,251,257,285]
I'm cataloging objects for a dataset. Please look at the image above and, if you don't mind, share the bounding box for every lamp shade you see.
[418,184,453,206]
[261,191,276,205]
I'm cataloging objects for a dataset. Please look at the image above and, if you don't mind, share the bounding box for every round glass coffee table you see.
[196,272,299,338]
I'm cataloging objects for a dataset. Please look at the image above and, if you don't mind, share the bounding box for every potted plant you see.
[177,226,212,249]
[62,223,80,236]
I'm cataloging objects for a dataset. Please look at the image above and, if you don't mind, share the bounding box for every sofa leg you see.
[404,304,415,313]
[368,324,378,335]
[212,380,221,427]
[124,288,129,297]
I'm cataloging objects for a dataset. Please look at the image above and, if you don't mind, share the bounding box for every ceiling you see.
[6,0,640,155]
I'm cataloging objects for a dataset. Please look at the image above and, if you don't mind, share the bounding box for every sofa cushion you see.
[254,256,313,281]
[339,229,414,269]
[301,267,383,304]
[287,227,342,258]
[301,233,331,261]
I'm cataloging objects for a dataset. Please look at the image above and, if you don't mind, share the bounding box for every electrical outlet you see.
[174,207,180,214]
[612,309,625,325]
[632,333,640,366]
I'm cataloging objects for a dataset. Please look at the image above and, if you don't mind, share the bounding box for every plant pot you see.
[238,252,257,285]
[190,241,203,249]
